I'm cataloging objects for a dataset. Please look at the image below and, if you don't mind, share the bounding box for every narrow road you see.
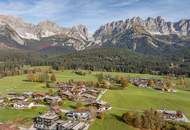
[96,89,107,101]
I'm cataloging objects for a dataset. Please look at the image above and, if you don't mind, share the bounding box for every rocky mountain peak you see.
[1,14,190,52]
[70,24,89,40]
[94,16,190,41]
[38,20,57,26]
[36,20,67,38]
[0,23,25,45]
[37,20,64,32]
[0,14,91,51]
[174,19,190,35]
[0,15,25,25]
[130,17,143,24]
[72,25,88,34]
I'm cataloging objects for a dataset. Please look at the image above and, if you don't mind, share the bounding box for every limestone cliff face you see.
[94,16,190,40]
[93,16,190,52]
[0,15,90,50]
[0,15,190,52]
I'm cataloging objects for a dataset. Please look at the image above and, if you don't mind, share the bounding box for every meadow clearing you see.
[0,70,189,130]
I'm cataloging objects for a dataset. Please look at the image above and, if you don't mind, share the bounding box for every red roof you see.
[32,92,46,97]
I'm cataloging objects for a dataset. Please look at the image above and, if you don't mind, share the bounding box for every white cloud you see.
[110,0,141,7]
[0,0,189,32]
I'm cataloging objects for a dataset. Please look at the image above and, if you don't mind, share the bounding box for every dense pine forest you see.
[1,47,190,77]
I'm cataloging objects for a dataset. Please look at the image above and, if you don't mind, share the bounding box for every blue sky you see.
[0,0,189,32]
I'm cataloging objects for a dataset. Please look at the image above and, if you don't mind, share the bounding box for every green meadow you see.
[90,87,190,130]
[0,70,189,130]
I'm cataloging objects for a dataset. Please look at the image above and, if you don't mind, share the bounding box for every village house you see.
[129,78,164,88]
[9,95,27,102]
[12,101,34,109]
[56,82,74,90]
[129,78,178,93]
[32,92,46,101]
[59,90,73,100]
[0,96,4,104]
[65,110,91,121]
[33,112,59,130]
[56,120,90,130]
[129,78,149,88]
[7,92,27,102]
[86,88,100,94]
[81,93,97,100]
[44,96,62,104]
[22,91,33,98]
[157,110,190,123]
[154,87,177,93]
[57,82,103,104]
[33,112,91,130]
[88,100,112,112]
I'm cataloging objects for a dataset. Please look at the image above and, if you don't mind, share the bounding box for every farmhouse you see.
[154,87,177,93]
[33,112,59,130]
[59,90,73,99]
[33,112,91,130]
[44,96,62,104]
[22,91,33,98]
[12,101,34,109]
[56,82,75,90]
[88,100,112,112]
[65,110,91,121]
[129,78,149,88]
[157,110,190,123]
[57,120,89,130]
[129,78,164,88]
[32,92,46,101]
[81,93,96,100]
[0,96,4,103]
[9,95,27,102]
[57,82,103,103]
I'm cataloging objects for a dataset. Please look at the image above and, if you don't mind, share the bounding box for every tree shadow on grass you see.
[110,113,123,122]
[22,80,49,83]
[184,89,190,92]
[22,80,43,83]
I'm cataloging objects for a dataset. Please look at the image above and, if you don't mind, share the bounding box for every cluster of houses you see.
[0,81,111,130]
[33,111,90,130]
[32,82,112,130]
[56,82,112,113]
[129,78,152,88]
[56,82,105,103]
[0,92,34,109]
[129,78,177,92]
[0,91,62,109]
[157,110,190,123]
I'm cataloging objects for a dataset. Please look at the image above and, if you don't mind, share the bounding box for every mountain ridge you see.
[0,15,190,52]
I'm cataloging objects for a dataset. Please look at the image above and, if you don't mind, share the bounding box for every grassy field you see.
[90,87,190,130]
[0,70,188,95]
[0,107,47,126]
[0,70,190,130]
[0,75,47,95]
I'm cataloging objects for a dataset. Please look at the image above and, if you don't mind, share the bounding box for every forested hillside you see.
[49,48,190,76]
